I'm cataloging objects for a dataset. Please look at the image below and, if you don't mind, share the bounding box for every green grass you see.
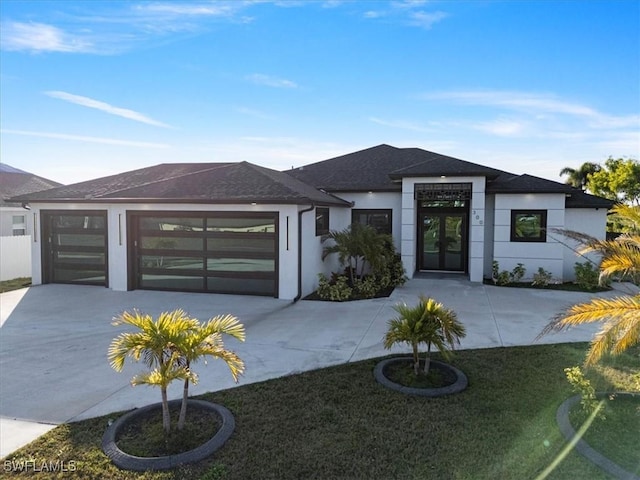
[0,277,31,293]
[570,393,640,473]
[2,343,638,480]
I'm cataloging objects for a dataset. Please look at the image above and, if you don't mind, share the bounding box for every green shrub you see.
[511,263,526,283]
[532,267,553,287]
[564,366,605,420]
[353,276,378,299]
[574,261,600,290]
[492,261,525,285]
[317,273,353,301]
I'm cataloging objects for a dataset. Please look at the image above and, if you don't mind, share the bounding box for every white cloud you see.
[472,119,526,136]
[422,90,598,117]
[44,91,171,128]
[1,129,169,148]
[234,106,275,120]
[134,3,235,16]
[409,11,448,29]
[0,22,94,53]
[245,73,298,89]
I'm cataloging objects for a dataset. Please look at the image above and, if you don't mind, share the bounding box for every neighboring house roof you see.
[0,167,63,207]
[10,162,350,207]
[286,144,612,208]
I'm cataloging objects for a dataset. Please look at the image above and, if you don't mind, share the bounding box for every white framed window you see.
[12,215,26,236]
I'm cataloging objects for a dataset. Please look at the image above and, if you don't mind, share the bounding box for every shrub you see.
[317,273,353,301]
[532,267,553,287]
[564,366,605,420]
[574,261,600,290]
[492,261,525,285]
[353,276,378,299]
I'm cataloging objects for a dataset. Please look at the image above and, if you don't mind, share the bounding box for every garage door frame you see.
[127,210,279,297]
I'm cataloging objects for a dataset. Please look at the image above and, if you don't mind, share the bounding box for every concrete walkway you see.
[1,277,636,458]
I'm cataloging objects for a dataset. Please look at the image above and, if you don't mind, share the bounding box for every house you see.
[10,145,613,299]
[0,164,62,237]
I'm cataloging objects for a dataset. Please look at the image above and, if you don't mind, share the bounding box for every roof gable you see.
[0,169,62,206]
[11,162,349,206]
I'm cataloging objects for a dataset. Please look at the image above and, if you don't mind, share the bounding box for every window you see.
[315,207,330,236]
[511,210,547,242]
[12,215,26,236]
[352,209,392,234]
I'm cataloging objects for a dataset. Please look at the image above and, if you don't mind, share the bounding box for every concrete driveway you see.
[2,277,635,458]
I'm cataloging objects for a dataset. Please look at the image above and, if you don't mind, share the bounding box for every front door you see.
[420,213,466,271]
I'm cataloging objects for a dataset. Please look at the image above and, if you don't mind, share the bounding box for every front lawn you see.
[3,343,638,479]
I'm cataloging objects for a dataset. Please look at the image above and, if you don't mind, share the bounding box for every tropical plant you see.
[322,223,390,284]
[108,309,198,433]
[559,162,601,190]
[532,267,553,287]
[541,205,640,366]
[383,296,466,376]
[176,314,245,430]
[108,309,246,433]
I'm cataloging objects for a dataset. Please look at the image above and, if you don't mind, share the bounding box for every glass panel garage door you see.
[130,212,278,296]
[42,211,108,286]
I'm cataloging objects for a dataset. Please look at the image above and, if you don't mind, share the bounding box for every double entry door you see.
[419,212,467,272]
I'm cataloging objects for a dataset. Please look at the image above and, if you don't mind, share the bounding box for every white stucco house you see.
[11,145,613,300]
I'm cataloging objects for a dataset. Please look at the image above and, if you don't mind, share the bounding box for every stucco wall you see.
[493,193,566,281]
[562,208,608,280]
[400,177,487,282]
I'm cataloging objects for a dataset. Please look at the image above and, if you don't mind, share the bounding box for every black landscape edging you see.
[102,399,234,472]
[373,357,468,397]
[556,393,640,480]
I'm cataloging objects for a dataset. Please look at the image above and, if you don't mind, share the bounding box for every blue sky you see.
[1,0,638,185]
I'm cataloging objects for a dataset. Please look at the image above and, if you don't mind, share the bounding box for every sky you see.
[0,0,638,186]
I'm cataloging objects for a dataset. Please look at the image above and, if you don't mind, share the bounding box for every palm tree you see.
[559,162,601,190]
[541,205,640,366]
[108,309,198,433]
[176,314,245,430]
[322,223,390,283]
[383,296,466,376]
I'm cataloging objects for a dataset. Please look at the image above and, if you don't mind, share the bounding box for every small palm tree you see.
[384,296,466,376]
[322,223,389,283]
[108,309,198,433]
[176,314,245,430]
[542,205,640,366]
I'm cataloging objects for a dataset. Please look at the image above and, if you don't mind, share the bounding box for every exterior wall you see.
[0,206,32,237]
[400,177,487,282]
[0,235,32,280]
[332,192,402,249]
[562,208,608,280]
[299,205,350,298]
[493,193,566,281]
[483,194,496,278]
[29,202,306,300]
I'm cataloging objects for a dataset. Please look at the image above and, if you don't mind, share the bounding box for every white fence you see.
[0,235,32,281]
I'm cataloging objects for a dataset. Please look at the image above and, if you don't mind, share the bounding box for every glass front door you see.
[420,213,466,271]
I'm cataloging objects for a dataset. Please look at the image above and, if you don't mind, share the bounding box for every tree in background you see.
[587,157,640,206]
[559,162,601,190]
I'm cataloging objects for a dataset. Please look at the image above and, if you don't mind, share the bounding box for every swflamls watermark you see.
[3,459,77,472]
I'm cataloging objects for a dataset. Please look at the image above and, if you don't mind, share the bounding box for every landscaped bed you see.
[3,343,637,480]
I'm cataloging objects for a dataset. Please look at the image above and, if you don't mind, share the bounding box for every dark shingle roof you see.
[285,144,612,209]
[10,162,350,207]
[0,170,62,207]
[285,144,504,192]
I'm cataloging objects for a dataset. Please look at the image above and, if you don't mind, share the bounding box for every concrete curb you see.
[556,393,640,480]
[373,357,468,397]
[102,399,234,471]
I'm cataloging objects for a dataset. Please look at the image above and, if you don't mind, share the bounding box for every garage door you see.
[129,212,278,296]
[41,211,108,286]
